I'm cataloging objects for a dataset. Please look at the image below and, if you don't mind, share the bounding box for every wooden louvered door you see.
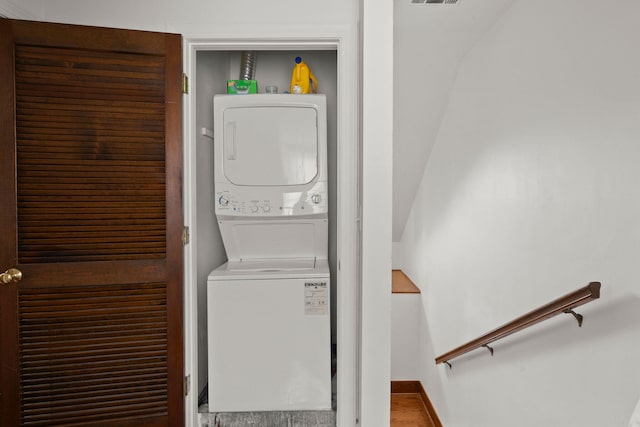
[0,19,184,426]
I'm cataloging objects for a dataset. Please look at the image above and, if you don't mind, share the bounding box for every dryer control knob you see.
[262,205,271,212]
[250,205,259,213]
[218,195,229,206]
[311,194,322,204]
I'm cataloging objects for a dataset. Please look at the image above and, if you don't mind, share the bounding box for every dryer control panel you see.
[215,182,327,217]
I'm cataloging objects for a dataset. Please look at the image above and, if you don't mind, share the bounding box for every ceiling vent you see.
[411,0,459,4]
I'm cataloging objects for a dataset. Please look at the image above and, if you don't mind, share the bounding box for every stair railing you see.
[435,282,601,368]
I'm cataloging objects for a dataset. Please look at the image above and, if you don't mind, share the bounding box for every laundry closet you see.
[0,2,383,424]
[191,48,338,420]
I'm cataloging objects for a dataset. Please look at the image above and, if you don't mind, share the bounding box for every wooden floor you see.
[389,273,437,427]
[390,393,436,427]
[392,270,421,294]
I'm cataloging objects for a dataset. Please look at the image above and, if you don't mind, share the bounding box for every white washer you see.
[207,94,331,412]
[207,259,331,412]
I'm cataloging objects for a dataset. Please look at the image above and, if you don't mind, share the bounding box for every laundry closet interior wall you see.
[194,49,339,400]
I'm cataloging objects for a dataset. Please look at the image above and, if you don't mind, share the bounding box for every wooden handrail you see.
[435,282,601,367]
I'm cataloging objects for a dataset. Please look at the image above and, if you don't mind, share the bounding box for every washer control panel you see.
[215,182,327,217]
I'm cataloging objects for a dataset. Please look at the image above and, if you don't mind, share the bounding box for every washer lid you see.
[209,258,330,281]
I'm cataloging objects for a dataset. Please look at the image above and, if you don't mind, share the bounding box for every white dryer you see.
[207,94,331,412]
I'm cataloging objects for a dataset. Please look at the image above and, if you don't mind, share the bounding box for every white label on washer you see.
[304,282,328,315]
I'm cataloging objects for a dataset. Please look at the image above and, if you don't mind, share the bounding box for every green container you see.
[227,80,258,94]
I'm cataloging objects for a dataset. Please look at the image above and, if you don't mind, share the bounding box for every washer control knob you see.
[311,194,322,204]
[218,195,229,206]
[262,205,271,212]
[250,205,259,213]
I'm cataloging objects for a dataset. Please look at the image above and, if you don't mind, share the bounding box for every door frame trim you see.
[181,25,360,427]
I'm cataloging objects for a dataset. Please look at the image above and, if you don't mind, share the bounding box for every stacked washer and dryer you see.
[207,94,332,412]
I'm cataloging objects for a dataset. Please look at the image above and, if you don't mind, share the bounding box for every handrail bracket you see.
[563,309,584,327]
[482,343,494,356]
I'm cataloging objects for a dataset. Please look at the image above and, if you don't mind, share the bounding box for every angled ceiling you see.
[393,0,515,241]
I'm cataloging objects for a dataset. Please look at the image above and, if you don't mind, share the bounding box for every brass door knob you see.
[0,268,22,284]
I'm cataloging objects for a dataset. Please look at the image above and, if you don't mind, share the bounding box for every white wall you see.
[400,0,640,425]
[360,0,393,424]
[390,294,421,381]
[391,242,403,270]
[20,0,355,33]
[193,51,229,400]
[392,0,515,241]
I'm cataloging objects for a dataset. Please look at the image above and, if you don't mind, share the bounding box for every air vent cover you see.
[411,0,459,4]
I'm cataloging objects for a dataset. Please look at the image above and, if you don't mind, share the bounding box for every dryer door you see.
[222,106,318,186]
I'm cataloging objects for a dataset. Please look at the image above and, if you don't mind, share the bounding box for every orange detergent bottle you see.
[290,56,318,94]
